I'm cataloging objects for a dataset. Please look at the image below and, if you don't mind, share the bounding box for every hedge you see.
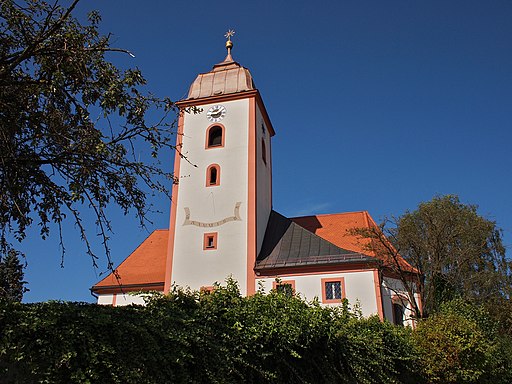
[1,281,510,383]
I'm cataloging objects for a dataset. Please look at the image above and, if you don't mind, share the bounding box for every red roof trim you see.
[91,282,165,295]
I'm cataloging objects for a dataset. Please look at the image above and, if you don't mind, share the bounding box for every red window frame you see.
[206,164,221,186]
[203,232,218,250]
[321,277,346,304]
[205,124,225,149]
[272,280,296,295]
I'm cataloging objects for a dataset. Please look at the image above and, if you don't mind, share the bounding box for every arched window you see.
[206,125,224,148]
[392,303,405,326]
[261,139,267,165]
[206,164,220,186]
[392,295,408,326]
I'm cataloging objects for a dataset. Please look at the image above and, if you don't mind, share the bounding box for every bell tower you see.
[164,32,275,295]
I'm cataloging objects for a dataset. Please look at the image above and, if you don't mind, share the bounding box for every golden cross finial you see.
[224,29,235,59]
[224,29,235,41]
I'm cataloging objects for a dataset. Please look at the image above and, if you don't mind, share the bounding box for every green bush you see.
[5,283,510,383]
[413,299,512,383]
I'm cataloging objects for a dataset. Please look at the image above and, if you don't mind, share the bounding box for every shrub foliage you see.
[1,281,510,383]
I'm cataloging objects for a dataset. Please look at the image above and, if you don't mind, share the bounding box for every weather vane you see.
[224,29,235,41]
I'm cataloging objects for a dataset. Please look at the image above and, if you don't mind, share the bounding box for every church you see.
[91,34,420,326]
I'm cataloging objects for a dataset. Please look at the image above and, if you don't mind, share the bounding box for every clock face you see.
[206,105,227,122]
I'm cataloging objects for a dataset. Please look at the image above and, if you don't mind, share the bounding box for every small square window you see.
[203,232,217,250]
[273,280,295,297]
[325,281,342,300]
[200,286,215,294]
[321,278,345,303]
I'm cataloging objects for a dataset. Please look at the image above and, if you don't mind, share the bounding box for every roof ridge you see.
[291,210,370,219]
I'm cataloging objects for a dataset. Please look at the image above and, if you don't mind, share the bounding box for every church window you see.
[206,164,220,186]
[392,296,407,326]
[206,124,224,148]
[273,280,295,297]
[203,232,218,250]
[321,277,345,303]
[392,303,405,326]
[200,286,215,294]
[261,139,267,165]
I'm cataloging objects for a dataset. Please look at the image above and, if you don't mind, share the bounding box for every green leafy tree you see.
[0,0,176,268]
[354,195,510,319]
[0,249,27,301]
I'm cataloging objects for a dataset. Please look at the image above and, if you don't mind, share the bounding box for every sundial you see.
[183,202,242,227]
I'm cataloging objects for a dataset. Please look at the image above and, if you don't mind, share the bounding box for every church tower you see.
[164,32,275,295]
[92,35,418,326]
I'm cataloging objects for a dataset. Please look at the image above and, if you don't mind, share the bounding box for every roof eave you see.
[91,282,165,295]
[254,258,381,277]
[176,90,275,136]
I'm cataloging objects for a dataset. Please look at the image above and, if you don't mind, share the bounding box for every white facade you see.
[257,270,380,317]
[255,106,273,252]
[168,96,273,296]
[97,293,146,307]
[381,276,419,327]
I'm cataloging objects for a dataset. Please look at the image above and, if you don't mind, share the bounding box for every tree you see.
[0,0,178,269]
[355,195,511,319]
[0,248,27,301]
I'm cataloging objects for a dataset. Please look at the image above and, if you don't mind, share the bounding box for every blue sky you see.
[19,0,512,302]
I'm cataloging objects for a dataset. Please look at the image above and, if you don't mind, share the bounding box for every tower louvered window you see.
[206,164,220,186]
[207,125,223,147]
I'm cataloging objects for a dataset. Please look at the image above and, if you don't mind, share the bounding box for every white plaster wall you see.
[255,106,272,254]
[97,293,148,306]
[257,270,379,317]
[97,294,114,305]
[172,99,250,294]
[114,293,147,306]
[381,277,418,326]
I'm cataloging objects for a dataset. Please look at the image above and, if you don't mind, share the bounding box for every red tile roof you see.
[91,230,168,294]
[291,211,416,273]
[256,211,376,272]
[292,211,374,255]
[91,212,416,296]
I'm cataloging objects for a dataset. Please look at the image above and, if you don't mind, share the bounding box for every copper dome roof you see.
[186,52,256,100]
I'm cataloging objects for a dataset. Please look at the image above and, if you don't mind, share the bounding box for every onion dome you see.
[186,30,256,100]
